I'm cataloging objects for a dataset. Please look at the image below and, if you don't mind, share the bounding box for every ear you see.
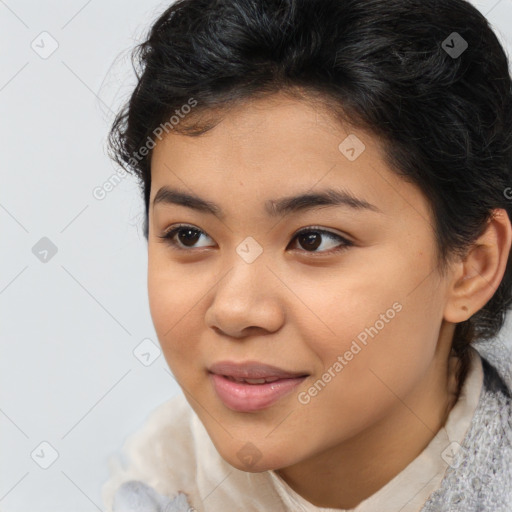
[444,208,512,323]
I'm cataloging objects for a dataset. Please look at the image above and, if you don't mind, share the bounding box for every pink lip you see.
[209,373,307,412]
[208,360,308,379]
[207,361,309,412]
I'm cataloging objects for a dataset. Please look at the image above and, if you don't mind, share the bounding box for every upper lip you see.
[208,361,309,379]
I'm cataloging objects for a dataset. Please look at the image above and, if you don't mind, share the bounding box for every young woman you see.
[102,0,512,510]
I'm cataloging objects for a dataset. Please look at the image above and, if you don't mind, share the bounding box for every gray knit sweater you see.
[419,338,512,511]
[111,337,512,512]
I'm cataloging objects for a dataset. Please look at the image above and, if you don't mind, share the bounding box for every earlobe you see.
[444,208,512,324]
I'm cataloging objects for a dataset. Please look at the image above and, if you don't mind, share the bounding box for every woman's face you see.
[148,93,455,472]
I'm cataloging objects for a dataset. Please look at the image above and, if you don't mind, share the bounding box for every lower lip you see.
[209,373,307,412]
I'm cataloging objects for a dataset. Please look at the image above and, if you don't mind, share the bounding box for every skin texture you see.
[147,92,512,508]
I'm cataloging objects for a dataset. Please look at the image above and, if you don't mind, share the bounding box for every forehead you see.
[149,95,431,224]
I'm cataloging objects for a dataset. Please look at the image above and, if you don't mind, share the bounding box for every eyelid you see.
[159,223,351,240]
[291,225,352,241]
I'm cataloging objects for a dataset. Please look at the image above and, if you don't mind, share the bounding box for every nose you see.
[205,256,285,339]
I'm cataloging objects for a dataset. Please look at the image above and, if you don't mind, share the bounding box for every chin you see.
[225,456,282,473]
[217,444,295,474]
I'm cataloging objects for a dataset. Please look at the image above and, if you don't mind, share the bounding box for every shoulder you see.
[101,393,198,512]
[422,345,512,511]
[479,352,512,446]
[111,481,194,512]
[474,338,512,399]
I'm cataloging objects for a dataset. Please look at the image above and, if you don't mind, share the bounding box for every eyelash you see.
[157,224,354,255]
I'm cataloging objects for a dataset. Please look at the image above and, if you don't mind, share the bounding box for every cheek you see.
[147,261,204,366]
[295,302,438,445]
[299,258,441,392]
[293,270,402,359]
[296,241,429,348]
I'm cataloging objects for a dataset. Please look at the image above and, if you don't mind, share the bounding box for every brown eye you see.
[298,231,322,251]
[158,224,353,255]
[158,225,214,250]
[289,228,353,254]
[176,227,201,247]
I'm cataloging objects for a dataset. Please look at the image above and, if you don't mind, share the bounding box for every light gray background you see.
[1,1,512,510]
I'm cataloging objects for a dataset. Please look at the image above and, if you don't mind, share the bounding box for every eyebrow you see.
[152,185,382,219]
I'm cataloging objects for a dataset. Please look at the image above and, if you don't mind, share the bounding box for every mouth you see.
[208,360,309,412]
